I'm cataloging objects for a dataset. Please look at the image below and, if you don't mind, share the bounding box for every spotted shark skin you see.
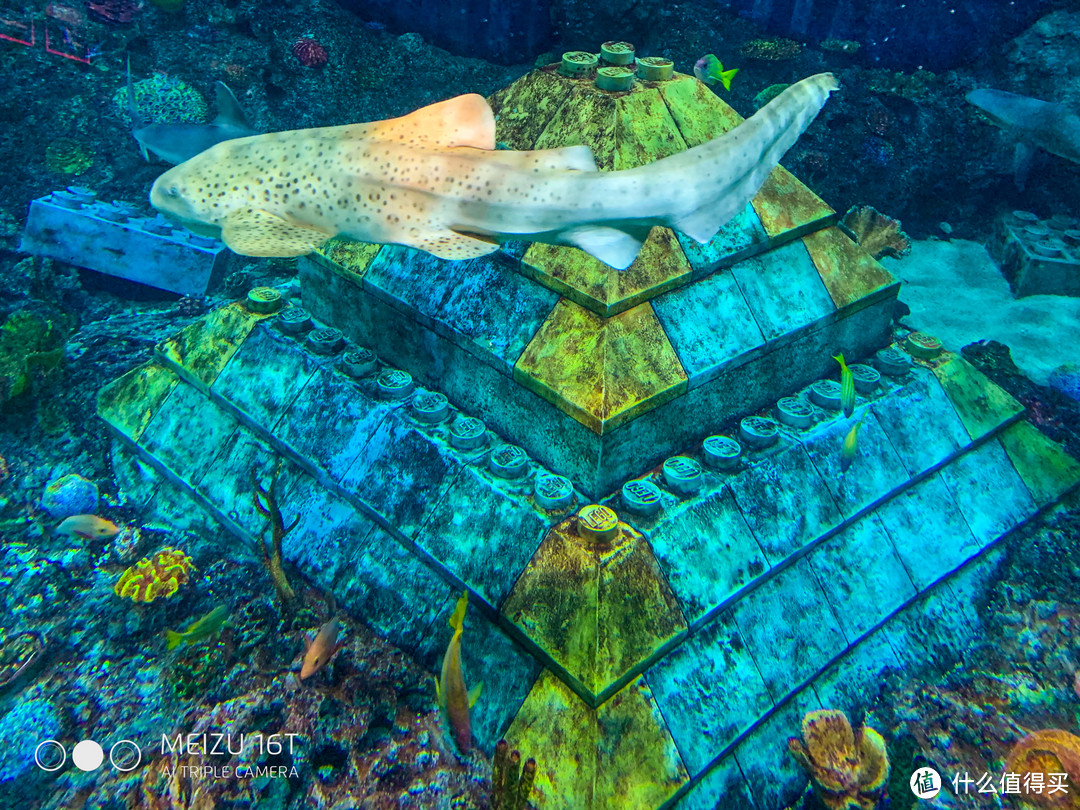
[151,73,838,269]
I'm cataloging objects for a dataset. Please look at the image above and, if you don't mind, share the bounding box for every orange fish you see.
[55,514,120,540]
[435,591,482,752]
[300,617,345,680]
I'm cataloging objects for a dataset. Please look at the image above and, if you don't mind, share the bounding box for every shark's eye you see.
[166,185,180,197]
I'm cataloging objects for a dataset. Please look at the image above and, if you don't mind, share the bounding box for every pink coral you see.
[85,0,142,24]
[291,36,328,68]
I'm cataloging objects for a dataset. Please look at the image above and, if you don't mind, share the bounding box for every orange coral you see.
[841,205,912,260]
[788,709,889,810]
[114,547,194,602]
[1005,730,1080,810]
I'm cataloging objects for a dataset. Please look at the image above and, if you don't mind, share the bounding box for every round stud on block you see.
[450,416,487,450]
[188,234,219,248]
[1024,223,1051,239]
[276,306,311,335]
[577,504,619,543]
[306,326,343,354]
[112,200,140,218]
[490,444,529,479]
[636,56,674,80]
[703,435,742,470]
[142,215,175,235]
[412,390,449,423]
[65,186,96,204]
[535,473,574,510]
[1033,241,1064,258]
[850,364,881,393]
[622,478,662,515]
[662,456,703,496]
[247,286,282,314]
[1047,214,1075,231]
[560,51,598,76]
[377,368,414,399]
[809,379,843,411]
[341,347,377,378]
[596,66,635,92]
[1011,210,1039,225]
[51,190,84,210]
[905,331,942,360]
[600,41,635,65]
[739,416,780,450]
[874,347,912,377]
[1064,229,1080,246]
[94,203,129,223]
[777,396,814,429]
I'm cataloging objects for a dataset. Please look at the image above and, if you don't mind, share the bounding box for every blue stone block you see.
[871,371,971,476]
[876,473,981,590]
[808,514,917,641]
[728,444,843,564]
[646,611,773,776]
[944,544,1006,635]
[140,384,239,486]
[274,364,393,481]
[340,414,463,540]
[652,268,766,390]
[882,585,973,675]
[676,203,768,277]
[730,239,834,341]
[734,687,821,810]
[812,629,901,717]
[415,467,549,609]
[211,325,319,430]
[938,439,1037,547]
[20,192,229,296]
[196,429,295,537]
[799,408,909,519]
[675,754,757,810]
[731,557,848,702]
[647,487,770,628]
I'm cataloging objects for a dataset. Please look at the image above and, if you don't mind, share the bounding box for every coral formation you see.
[169,640,228,700]
[292,36,329,67]
[860,136,895,167]
[491,739,538,810]
[111,73,209,129]
[0,310,67,406]
[1048,364,1080,403]
[114,547,195,602]
[86,0,142,24]
[788,709,890,810]
[41,472,98,520]
[44,137,93,175]
[841,205,912,259]
[1004,730,1080,810]
[740,37,803,60]
[754,83,790,109]
[821,39,862,54]
[0,696,60,781]
[252,464,299,609]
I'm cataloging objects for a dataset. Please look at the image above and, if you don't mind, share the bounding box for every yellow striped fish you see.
[834,353,856,418]
[841,410,868,473]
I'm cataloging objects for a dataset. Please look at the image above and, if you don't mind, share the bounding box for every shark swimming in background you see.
[128,60,258,165]
[966,88,1080,191]
[150,72,838,269]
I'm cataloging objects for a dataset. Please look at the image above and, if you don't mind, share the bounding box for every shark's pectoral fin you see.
[673,206,725,244]
[221,209,333,257]
[413,229,501,261]
[564,225,652,270]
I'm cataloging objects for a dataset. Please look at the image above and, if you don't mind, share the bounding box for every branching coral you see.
[740,37,802,60]
[114,547,194,602]
[111,73,208,128]
[1004,730,1080,810]
[841,205,912,260]
[44,138,93,175]
[788,709,890,810]
[252,464,298,610]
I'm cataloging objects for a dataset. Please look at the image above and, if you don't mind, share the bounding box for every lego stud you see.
[534,473,574,510]
[904,332,942,360]
[1063,229,1080,245]
[377,368,414,399]
[1011,210,1039,225]
[560,51,598,76]
[596,66,635,92]
[450,416,487,450]
[412,391,449,423]
[622,478,662,515]
[246,286,283,314]
[188,234,219,249]
[94,203,129,223]
[636,56,674,81]
[142,215,175,235]
[777,396,814,429]
[341,347,378,378]
[577,504,619,543]
[1024,223,1051,239]
[1032,240,1064,258]
[738,416,780,450]
[1047,214,1075,230]
[600,41,635,65]
[65,186,96,204]
[663,456,703,496]
[850,364,881,394]
[809,379,843,411]
[307,326,344,355]
[489,444,529,479]
[51,190,85,210]
[276,305,312,335]
[703,435,742,470]
[873,347,911,377]
[113,200,140,218]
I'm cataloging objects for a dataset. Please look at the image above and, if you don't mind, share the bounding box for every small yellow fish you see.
[165,605,229,650]
[300,617,345,680]
[841,410,868,473]
[834,352,856,418]
[694,54,739,91]
[435,591,482,752]
[55,514,120,540]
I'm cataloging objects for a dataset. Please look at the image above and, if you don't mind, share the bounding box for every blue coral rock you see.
[41,473,99,520]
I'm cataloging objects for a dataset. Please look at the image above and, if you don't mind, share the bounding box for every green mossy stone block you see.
[677,754,757,810]
[534,84,618,170]
[96,361,179,443]
[156,302,267,391]
[808,514,917,640]
[938,438,1036,547]
[645,611,773,775]
[876,473,981,590]
[674,203,768,277]
[657,74,744,146]
[998,421,1080,507]
[882,584,973,676]
[871,370,972,476]
[612,86,688,171]
[752,165,837,241]
[730,239,835,341]
[139,384,239,486]
[731,557,848,703]
[489,68,576,149]
[932,356,1024,440]
[811,629,901,717]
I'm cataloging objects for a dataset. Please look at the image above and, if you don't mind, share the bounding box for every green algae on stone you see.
[932,356,1024,440]
[998,420,1080,507]
[96,362,180,443]
[155,302,268,392]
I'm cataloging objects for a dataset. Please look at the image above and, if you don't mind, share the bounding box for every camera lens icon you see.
[34,740,66,772]
[34,739,141,773]
[110,740,142,772]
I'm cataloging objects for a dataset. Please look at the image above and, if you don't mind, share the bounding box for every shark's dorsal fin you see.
[212,82,251,130]
[363,94,496,150]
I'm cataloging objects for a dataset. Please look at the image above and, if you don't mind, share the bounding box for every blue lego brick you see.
[676,754,757,810]
[675,202,768,277]
[882,584,974,676]
[646,611,773,776]
[730,557,848,703]
[647,487,770,628]
[19,191,229,296]
[729,239,835,342]
[808,514,917,640]
[728,443,843,564]
[734,687,821,810]
[811,629,901,717]
[652,266,766,390]
[139,384,239,487]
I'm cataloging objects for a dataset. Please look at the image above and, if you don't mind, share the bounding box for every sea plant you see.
[252,463,299,611]
[788,709,890,810]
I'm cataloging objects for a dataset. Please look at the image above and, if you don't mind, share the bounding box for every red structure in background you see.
[0,2,101,64]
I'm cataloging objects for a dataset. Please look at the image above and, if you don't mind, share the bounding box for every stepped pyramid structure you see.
[98,56,1080,810]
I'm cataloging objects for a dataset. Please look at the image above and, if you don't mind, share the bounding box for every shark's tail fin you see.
[126,54,150,162]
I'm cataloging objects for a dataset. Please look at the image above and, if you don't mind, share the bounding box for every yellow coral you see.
[114,547,194,602]
[841,205,912,260]
[788,709,889,810]
[1005,730,1080,810]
